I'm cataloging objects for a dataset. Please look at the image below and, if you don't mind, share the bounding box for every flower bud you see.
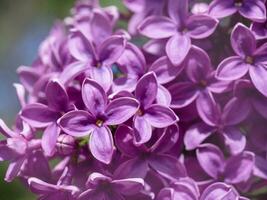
[56,134,76,155]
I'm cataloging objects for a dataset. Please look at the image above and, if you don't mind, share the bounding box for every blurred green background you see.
[0,0,124,199]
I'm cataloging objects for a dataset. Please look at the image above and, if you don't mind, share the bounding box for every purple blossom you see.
[59,78,139,164]
[1,0,267,199]
[216,23,267,97]
[209,0,266,22]
[139,0,218,65]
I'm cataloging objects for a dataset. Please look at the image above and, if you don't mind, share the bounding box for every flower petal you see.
[112,178,144,196]
[216,56,249,81]
[149,155,186,180]
[196,143,225,179]
[138,16,177,39]
[133,115,152,145]
[168,0,188,25]
[28,177,57,194]
[149,56,184,84]
[239,0,266,23]
[5,157,25,182]
[169,82,198,108]
[89,65,113,92]
[151,124,179,153]
[187,15,218,39]
[231,23,256,57]
[115,125,140,157]
[105,97,139,125]
[89,126,114,164]
[224,151,255,184]
[166,33,191,66]
[184,123,214,150]
[99,35,126,66]
[200,182,238,200]
[82,78,107,116]
[196,91,220,127]
[46,79,69,112]
[21,103,59,128]
[58,110,96,137]
[156,85,172,107]
[222,127,246,155]
[221,97,251,126]
[249,64,267,97]
[144,104,178,128]
[114,158,148,179]
[135,72,158,108]
[68,31,95,62]
[208,0,237,18]
[42,123,61,157]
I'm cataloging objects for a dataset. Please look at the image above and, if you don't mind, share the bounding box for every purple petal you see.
[135,72,158,108]
[253,155,267,179]
[208,0,237,18]
[196,91,220,127]
[117,43,146,76]
[249,64,267,97]
[168,0,188,25]
[144,104,178,128]
[0,119,18,138]
[68,31,95,62]
[90,11,112,45]
[46,79,69,112]
[114,158,148,179]
[82,78,107,116]
[21,103,59,128]
[169,82,198,108]
[89,126,114,164]
[17,66,40,93]
[184,123,214,150]
[28,177,57,194]
[114,125,140,157]
[200,182,238,200]
[59,62,87,85]
[224,151,255,184]
[149,155,186,180]
[252,95,267,119]
[239,0,266,23]
[89,65,113,92]
[187,15,218,39]
[138,16,177,39]
[13,83,26,107]
[216,56,249,81]
[143,39,167,56]
[251,22,267,40]
[222,127,246,155]
[133,115,152,145]
[156,85,172,107]
[0,141,18,161]
[221,97,251,126]
[185,46,212,82]
[112,178,144,195]
[5,157,25,182]
[151,124,179,153]
[231,23,256,57]
[157,188,174,200]
[166,33,191,66]
[149,56,184,84]
[196,143,225,179]
[99,36,126,66]
[58,110,96,137]
[42,123,60,157]
[105,97,139,125]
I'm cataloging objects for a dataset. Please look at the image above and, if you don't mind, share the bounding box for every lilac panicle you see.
[1,0,267,199]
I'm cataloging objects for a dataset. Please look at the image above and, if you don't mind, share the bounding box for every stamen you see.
[245,56,254,64]
[96,119,104,127]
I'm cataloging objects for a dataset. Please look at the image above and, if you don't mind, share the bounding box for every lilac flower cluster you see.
[1,0,267,199]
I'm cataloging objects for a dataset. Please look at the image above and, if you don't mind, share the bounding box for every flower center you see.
[96,119,104,127]
[199,80,208,88]
[136,109,143,116]
[245,56,254,64]
[234,0,243,7]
